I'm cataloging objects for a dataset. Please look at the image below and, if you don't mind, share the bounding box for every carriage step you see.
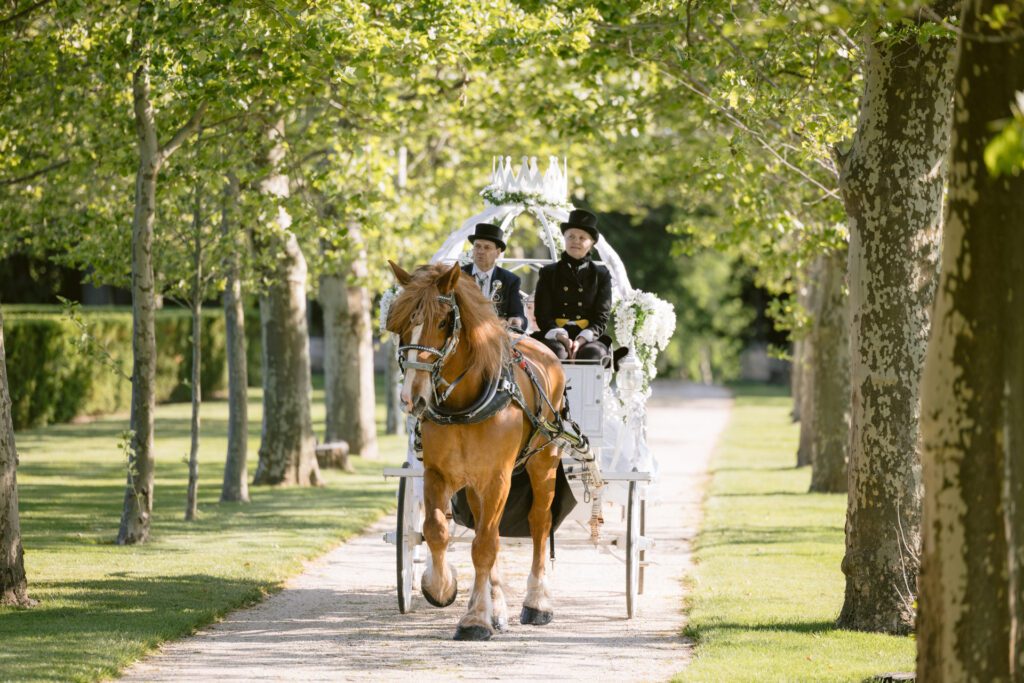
[610,536,656,551]
[384,531,425,546]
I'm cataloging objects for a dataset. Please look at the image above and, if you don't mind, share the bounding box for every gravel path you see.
[119,382,732,682]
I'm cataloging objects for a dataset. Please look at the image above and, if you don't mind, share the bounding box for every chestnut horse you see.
[386,260,566,641]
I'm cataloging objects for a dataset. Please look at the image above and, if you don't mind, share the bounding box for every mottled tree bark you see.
[0,303,32,607]
[809,249,849,494]
[386,145,407,437]
[835,8,957,633]
[184,192,202,522]
[321,223,378,460]
[119,61,160,545]
[1013,253,1024,680]
[384,337,404,436]
[253,230,321,486]
[220,174,249,503]
[790,338,803,423]
[252,122,320,487]
[796,269,818,468]
[118,22,206,542]
[917,1,1024,678]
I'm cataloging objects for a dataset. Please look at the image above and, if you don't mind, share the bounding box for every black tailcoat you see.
[461,263,526,325]
[534,253,612,340]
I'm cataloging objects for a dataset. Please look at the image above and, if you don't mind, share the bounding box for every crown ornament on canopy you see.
[481,155,570,208]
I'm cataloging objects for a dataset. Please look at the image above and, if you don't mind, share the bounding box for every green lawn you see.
[1,376,404,682]
[677,387,915,683]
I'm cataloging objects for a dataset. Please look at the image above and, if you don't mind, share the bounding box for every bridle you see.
[396,292,466,406]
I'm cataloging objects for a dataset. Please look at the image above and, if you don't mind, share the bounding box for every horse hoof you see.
[453,625,492,641]
[520,605,554,626]
[421,582,458,608]
[492,615,509,632]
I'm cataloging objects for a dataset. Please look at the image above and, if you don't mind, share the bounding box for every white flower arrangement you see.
[539,214,565,254]
[480,185,573,211]
[379,284,402,337]
[612,289,676,385]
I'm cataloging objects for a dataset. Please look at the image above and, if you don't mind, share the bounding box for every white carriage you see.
[383,156,659,619]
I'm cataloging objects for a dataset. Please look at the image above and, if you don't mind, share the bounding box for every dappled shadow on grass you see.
[0,574,269,681]
[21,416,238,443]
[684,618,838,645]
[19,476,396,550]
[712,619,836,635]
[5,377,406,680]
[695,525,842,551]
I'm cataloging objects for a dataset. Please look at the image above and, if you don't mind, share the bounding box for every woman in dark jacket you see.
[534,209,612,361]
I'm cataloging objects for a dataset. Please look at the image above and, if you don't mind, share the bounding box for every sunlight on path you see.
[120,381,732,682]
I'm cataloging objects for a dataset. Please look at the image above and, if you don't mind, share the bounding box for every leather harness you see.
[397,294,588,472]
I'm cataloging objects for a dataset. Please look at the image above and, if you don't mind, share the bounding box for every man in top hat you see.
[533,208,616,362]
[463,222,526,331]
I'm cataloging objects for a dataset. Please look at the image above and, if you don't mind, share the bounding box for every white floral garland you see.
[379,285,401,337]
[480,185,573,211]
[612,289,676,385]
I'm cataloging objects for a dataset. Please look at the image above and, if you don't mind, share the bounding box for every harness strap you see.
[505,346,589,474]
[423,363,517,426]
[403,316,589,469]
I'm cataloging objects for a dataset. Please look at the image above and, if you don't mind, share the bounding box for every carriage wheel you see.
[396,463,422,614]
[626,479,641,618]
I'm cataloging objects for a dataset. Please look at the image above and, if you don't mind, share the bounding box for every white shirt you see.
[471,265,496,297]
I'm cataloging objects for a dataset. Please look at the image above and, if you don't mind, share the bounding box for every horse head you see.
[387,261,463,416]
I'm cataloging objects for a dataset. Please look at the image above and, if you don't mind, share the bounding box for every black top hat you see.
[468,223,506,251]
[560,209,599,241]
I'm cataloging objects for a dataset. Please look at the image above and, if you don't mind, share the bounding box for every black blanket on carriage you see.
[450,460,577,538]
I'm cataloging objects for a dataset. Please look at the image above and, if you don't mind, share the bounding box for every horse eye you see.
[437,317,447,330]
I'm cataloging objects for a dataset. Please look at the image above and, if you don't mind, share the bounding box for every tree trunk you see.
[321,223,378,460]
[119,62,160,545]
[185,204,202,521]
[917,1,1024,678]
[220,173,249,503]
[252,121,320,487]
[835,11,957,633]
[790,338,803,422]
[796,267,818,468]
[253,231,321,486]
[384,336,404,436]
[116,35,204,541]
[809,249,849,494]
[0,302,32,607]
[1013,261,1024,680]
[386,145,407,437]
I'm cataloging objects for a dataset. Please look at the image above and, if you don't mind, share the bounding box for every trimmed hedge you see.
[3,306,259,430]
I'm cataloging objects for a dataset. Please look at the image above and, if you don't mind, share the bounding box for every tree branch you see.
[159,101,208,161]
[0,0,54,27]
[0,158,69,187]
[653,60,841,200]
[593,19,687,32]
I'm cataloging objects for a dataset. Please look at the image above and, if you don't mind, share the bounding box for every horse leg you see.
[454,480,509,641]
[465,488,509,632]
[420,467,458,608]
[490,560,510,632]
[521,445,560,626]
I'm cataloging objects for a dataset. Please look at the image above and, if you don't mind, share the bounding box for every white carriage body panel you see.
[561,361,607,445]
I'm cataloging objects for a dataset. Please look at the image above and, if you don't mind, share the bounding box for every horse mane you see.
[387,264,509,380]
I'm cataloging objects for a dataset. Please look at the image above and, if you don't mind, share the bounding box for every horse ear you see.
[436,262,461,294]
[388,260,412,286]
